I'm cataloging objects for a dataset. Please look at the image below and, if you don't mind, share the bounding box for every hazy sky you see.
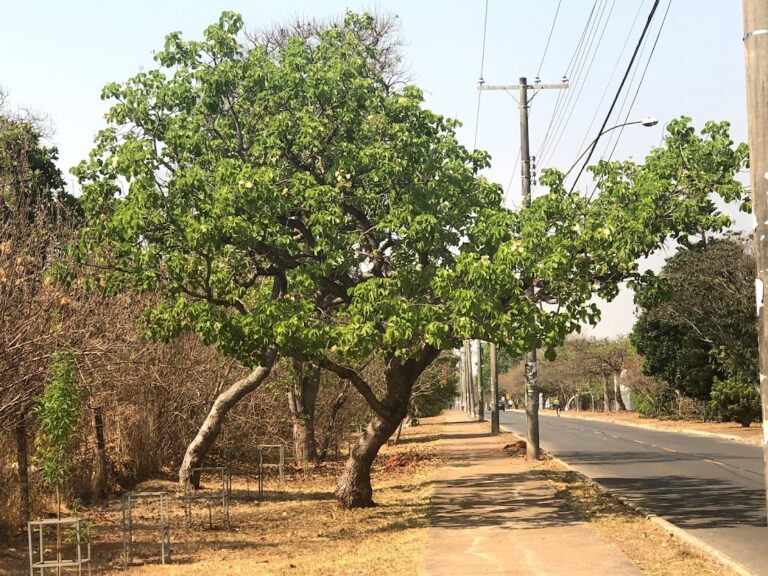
[0,1,749,337]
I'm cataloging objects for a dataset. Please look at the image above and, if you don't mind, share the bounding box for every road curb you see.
[500,423,758,576]
[549,454,757,576]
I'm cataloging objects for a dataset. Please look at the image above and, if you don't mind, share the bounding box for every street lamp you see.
[564,117,658,178]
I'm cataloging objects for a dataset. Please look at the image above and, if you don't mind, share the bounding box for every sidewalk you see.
[422,410,641,576]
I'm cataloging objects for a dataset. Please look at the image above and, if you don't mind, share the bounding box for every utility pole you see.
[490,342,500,433]
[743,0,768,525]
[476,340,485,422]
[464,339,475,417]
[479,76,568,460]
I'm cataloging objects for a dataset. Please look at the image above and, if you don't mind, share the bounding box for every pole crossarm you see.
[479,82,569,91]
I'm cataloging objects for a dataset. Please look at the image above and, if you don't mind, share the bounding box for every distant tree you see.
[631,238,757,410]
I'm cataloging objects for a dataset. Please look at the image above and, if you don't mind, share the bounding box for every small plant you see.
[34,350,85,571]
[709,375,761,427]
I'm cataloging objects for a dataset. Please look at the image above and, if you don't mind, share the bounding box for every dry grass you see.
[539,460,740,576]
[0,418,445,576]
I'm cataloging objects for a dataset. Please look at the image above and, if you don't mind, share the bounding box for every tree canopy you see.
[73,11,750,506]
[631,237,757,399]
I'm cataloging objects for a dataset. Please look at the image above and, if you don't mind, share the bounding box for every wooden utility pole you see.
[479,76,568,459]
[476,340,485,422]
[490,342,500,433]
[743,0,768,525]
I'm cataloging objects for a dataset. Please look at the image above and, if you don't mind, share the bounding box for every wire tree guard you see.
[27,517,91,575]
[183,466,232,529]
[121,491,171,568]
[257,444,286,500]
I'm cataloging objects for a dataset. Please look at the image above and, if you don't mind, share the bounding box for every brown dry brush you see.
[0,222,371,532]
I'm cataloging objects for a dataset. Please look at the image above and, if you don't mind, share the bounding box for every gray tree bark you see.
[179,347,278,487]
[613,371,627,411]
[92,406,109,500]
[288,360,320,467]
[334,347,439,509]
[602,373,611,412]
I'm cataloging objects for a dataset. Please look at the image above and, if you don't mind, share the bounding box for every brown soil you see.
[0,413,745,576]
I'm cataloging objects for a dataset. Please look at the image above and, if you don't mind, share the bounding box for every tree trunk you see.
[92,406,109,500]
[15,417,30,523]
[288,360,320,468]
[335,412,402,508]
[613,371,627,411]
[602,373,610,412]
[335,347,438,509]
[179,347,277,487]
[318,386,347,463]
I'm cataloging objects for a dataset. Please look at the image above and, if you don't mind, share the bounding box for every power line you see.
[472,0,490,150]
[568,0,662,193]
[538,0,611,166]
[574,0,647,160]
[535,1,599,160]
[540,0,616,168]
[604,0,672,163]
[599,2,658,160]
[536,0,562,79]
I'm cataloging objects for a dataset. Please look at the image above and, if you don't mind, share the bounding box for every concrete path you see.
[422,411,640,575]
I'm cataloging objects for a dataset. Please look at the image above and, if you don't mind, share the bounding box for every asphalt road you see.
[499,410,768,575]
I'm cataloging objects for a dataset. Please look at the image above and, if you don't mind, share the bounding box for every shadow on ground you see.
[428,470,582,530]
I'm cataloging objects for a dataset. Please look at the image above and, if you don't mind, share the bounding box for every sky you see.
[0,1,750,338]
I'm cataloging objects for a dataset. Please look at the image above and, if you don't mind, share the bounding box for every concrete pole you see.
[743,0,768,525]
[464,340,475,417]
[476,340,485,422]
[490,342,500,433]
[519,77,541,460]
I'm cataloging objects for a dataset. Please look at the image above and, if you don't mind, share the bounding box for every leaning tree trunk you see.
[335,411,404,508]
[335,348,439,509]
[288,360,320,468]
[613,371,627,411]
[15,416,30,523]
[179,347,277,487]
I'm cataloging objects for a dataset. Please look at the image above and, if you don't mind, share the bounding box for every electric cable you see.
[536,0,563,79]
[568,0,662,193]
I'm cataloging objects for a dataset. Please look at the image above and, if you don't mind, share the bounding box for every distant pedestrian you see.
[553,399,561,417]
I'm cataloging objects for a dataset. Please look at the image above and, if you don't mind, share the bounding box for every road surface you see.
[499,410,768,575]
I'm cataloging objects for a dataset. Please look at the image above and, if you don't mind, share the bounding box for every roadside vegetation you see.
[0,7,754,574]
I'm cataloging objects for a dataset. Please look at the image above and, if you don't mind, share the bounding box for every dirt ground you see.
[0,413,744,575]
[543,408,763,445]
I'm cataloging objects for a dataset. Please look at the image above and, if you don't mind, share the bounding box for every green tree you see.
[0,106,78,222]
[631,238,757,405]
[74,10,748,508]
